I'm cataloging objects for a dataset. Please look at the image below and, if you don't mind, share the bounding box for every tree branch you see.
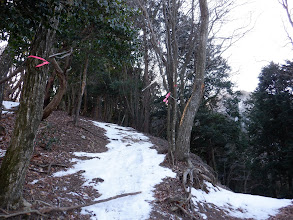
[0,65,26,85]
[0,191,141,218]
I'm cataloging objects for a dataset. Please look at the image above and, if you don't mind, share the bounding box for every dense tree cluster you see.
[0,0,139,209]
[246,61,293,198]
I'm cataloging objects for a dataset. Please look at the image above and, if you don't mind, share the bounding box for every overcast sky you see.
[221,0,293,92]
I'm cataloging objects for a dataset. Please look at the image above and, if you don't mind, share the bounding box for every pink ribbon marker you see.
[163,92,171,104]
[28,55,50,67]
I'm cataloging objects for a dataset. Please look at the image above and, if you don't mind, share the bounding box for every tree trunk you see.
[74,55,89,125]
[175,0,209,161]
[82,86,87,115]
[43,70,56,107]
[0,45,13,118]
[42,55,71,120]
[142,26,150,133]
[42,58,68,120]
[68,85,77,116]
[93,95,102,120]
[0,24,57,209]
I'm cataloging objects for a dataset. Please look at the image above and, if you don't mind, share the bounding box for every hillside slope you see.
[0,105,292,219]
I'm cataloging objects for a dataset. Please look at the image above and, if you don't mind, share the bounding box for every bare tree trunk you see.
[93,95,102,120]
[175,0,209,161]
[43,70,56,107]
[42,54,71,120]
[0,23,57,209]
[82,86,87,115]
[68,85,77,116]
[74,55,89,125]
[42,58,68,120]
[0,45,13,118]
[170,0,179,163]
[142,26,150,133]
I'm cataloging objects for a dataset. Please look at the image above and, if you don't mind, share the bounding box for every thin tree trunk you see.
[0,45,13,118]
[170,0,179,162]
[68,85,76,116]
[82,86,87,115]
[175,0,209,161]
[42,56,71,120]
[244,170,250,193]
[0,23,57,209]
[43,70,56,107]
[142,26,150,133]
[74,55,89,125]
[42,59,68,120]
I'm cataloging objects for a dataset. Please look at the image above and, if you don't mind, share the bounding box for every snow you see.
[54,121,176,220]
[2,101,19,114]
[0,105,291,219]
[2,101,19,110]
[53,120,292,219]
[0,101,291,219]
[0,149,6,158]
[192,182,292,220]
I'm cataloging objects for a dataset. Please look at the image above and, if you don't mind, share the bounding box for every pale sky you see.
[222,0,293,92]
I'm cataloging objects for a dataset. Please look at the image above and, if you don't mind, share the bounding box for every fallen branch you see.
[0,191,141,218]
[34,163,68,168]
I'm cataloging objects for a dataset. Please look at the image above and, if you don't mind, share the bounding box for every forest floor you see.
[0,110,292,220]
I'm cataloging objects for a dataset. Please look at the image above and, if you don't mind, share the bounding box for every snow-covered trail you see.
[53,119,292,220]
[54,121,176,219]
[1,101,292,220]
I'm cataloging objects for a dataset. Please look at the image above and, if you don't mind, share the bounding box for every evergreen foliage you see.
[246,61,293,198]
[189,52,248,191]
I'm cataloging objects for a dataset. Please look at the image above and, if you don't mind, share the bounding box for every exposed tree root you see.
[0,191,141,219]
[164,154,217,219]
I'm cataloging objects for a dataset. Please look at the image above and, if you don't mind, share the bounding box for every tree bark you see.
[73,54,89,125]
[0,45,13,118]
[42,58,68,120]
[175,0,209,161]
[142,26,150,133]
[0,23,57,209]
[43,70,56,107]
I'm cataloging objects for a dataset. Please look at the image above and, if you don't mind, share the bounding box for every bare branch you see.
[0,65,26,85]
[0,192,141,218]
[279,0,293,47]
[137,0,167,65]
[279,0,293,28]
[49,48,73,59]
[50,57,63,74]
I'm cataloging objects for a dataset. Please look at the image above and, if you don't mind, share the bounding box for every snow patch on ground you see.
[192,182,292,220]
[0,149,6,158]
[2,101,19,110]
[2,101,19,114]
[54,121,176,220]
